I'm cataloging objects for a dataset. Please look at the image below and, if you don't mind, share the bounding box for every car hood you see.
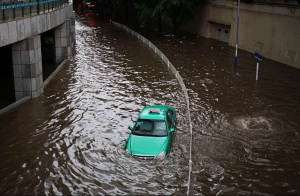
[130,134,167,156]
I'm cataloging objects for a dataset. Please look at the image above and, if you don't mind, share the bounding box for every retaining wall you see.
[0,4,74,114]
[0,4,73,47]
[167,0,300,68]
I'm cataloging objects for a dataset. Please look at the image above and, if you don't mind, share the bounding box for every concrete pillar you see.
[12,35,44,100]
[55,19,72,64]
[70,14,76,47]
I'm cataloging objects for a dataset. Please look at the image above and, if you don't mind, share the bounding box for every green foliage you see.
[133,0,159,27]
[134,0,203,33]
[163,0,202,32]
[101,0,299,27]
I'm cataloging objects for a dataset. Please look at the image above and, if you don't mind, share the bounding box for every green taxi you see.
[126,105,176,160]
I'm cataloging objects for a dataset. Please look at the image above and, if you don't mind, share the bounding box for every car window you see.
[167,110,173,129]
[167,118,171,129]
[168,110,173,121]
[133,120,167,137]
[167,116,172,130]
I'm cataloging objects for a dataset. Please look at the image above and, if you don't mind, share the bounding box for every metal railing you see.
[0,0,70,23]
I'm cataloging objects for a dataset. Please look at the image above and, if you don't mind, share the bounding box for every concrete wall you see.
[173,0,300,68]
[181,2,211,38]
[55,19,72,64]
[0,4,74,48]
[12,35,44,100]
[0,4,74,104]
[230,2,300,68]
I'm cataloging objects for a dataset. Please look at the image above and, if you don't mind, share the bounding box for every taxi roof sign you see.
[149,109,160,113]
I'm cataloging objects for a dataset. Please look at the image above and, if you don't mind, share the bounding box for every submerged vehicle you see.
[126,105,176,160]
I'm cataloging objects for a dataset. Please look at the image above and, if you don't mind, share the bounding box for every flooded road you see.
[0,16,189,195]
[1,8,300,196]
[132,25,300,194]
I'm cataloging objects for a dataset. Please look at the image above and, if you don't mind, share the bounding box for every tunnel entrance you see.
[41,29,57,81]
[0,45,15,110]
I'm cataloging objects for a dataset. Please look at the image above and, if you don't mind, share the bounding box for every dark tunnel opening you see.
[41,29,57,81]
[0,44,15,110]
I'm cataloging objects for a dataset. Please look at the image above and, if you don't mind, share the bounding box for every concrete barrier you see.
[0,4,73,47]
[43,59,68,88]
[112,22,194,195]
[0,58,69,116]
[0,96,31,116]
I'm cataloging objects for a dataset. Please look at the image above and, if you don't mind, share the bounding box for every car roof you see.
[139,105,171,120]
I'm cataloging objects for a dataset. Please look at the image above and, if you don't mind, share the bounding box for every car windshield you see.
[133,120,167,137]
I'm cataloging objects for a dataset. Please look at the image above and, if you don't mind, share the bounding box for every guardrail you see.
[0,0,70,23]
[112,22,194,195]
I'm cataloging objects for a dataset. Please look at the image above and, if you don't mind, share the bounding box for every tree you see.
[133,0,158,27]
[134,0,202,34]
[152,0,169,34]
[163,0,202,34]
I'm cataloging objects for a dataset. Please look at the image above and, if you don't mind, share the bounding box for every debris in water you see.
[234,117,272,131]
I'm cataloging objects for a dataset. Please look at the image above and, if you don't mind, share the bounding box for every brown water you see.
[133,23,300,195]
[1,11,300,196]
[0,16,188,195]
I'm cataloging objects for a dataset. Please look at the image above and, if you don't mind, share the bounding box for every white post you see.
[256,61,259,80]
[234,0,240,68]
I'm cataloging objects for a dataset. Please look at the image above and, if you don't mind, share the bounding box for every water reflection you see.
[0,15,188,195]
[0,8,300,196]
[134,24,300,195]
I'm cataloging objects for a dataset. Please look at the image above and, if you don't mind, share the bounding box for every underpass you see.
[0,4,300,195]
[0,14,189,195]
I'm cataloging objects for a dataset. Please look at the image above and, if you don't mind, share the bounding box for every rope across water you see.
[112,22,193,195]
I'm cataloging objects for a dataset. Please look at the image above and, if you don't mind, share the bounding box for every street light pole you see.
[234,0,240,68]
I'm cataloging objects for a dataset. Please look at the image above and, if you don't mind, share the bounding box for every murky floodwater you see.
[132,23,300,195]
[1,7,300,195]
[0,15,189,195]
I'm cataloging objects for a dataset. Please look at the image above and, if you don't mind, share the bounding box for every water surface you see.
[0,15,188,195]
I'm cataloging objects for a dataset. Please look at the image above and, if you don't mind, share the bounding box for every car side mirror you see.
[170,128,175,132]
[128,126,133,131]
